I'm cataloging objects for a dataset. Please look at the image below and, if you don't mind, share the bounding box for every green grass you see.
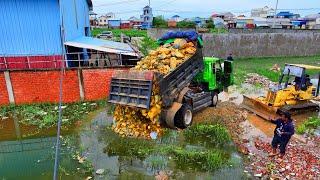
[210,28,228,34]
[91,28,147,38]
[184,124,231,147]
[139,37,159,56]
[296,116,320,134]
[234,56,320,85]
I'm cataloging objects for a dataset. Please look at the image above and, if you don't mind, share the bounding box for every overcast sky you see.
[92,0,320,19]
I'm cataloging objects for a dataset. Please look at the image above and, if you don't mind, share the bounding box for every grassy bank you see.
[91,28,147,38]
[234,56,320,85]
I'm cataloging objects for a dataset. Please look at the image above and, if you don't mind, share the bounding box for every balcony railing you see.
[0,52,139,70]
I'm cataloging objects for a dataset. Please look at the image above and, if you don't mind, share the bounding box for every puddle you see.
[0,108,245,180]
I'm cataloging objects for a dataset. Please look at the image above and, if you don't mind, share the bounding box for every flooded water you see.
[0,108,245,180]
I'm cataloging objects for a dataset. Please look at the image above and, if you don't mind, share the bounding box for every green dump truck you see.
[108,36,234,129]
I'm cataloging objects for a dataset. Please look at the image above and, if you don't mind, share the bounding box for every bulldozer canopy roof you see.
[289,64,320,70]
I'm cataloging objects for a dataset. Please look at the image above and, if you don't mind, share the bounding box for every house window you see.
[104,20,106,22]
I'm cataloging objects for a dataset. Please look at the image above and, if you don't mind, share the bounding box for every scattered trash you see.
[95,169,105,175]
[77,155,86,164]
[254,173,262,177]
[244,73,275,88]
[155,171,169,180]
[150,132,158,139]
[270,64,281,72]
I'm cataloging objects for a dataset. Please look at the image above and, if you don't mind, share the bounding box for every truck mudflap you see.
[108,70,154,109]
[162,102,182,129]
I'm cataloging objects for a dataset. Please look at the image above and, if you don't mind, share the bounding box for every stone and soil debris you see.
[244,73,275,88]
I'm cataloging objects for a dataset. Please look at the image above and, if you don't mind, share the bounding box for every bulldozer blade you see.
[242,95,279,121]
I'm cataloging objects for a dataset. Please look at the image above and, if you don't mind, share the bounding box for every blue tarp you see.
[159,30,199,41]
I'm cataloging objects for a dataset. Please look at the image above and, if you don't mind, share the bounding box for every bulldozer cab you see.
[280,64,320,96]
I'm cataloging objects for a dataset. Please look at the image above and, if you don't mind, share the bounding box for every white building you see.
[98,12,115,27]
[140,5,153,28]
[212,17,225,28]
[251,6,275,18]
[253,17,269,28]
[305,13,320,29]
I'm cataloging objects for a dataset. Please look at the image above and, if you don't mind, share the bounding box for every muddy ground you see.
[194,89,320,179]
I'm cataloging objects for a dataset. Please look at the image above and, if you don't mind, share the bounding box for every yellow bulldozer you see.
[243,64,320,120]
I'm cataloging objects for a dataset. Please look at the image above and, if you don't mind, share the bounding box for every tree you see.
[153,16,168,28]
[177,21,196,28]
[206,19,215,29]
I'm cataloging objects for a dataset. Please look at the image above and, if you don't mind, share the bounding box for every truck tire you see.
[174,104,193,129]
[210,92,218,107]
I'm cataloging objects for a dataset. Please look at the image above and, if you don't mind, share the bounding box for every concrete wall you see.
[202,33,320,58]
[148,28,320,58]
[228,28,320,34]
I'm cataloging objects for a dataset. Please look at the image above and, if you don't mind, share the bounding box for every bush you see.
[153,16,168,28]
[167,147,227,171]
[91,28,147,38]
[206,19,215,29]
[296,124,306,134]
[139,37,159,56]
[296,117,320,135]
[177,21,196,28]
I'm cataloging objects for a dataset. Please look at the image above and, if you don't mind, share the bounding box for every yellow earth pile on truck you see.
[112,39,197,138]
[108,31,234,139]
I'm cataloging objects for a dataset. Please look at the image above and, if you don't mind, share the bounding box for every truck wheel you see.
[174,104,193,129]
[211,92,218,107]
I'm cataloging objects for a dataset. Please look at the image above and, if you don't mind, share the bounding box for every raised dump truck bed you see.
[108,46,203,110]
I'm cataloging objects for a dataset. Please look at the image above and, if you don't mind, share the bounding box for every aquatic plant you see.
[105,137,155,160]
[167,147,227,171]
[143,154,168,172]
[104,130,230,172]
[0,100,107,129]
[184,123,231,147]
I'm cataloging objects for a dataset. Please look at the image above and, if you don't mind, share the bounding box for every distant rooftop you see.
[277,11,294,17]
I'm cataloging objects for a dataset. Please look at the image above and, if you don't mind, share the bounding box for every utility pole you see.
[272,0,279,28]
[148,0,150,6]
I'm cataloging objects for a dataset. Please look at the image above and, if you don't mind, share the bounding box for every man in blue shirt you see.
[269,111,295,158]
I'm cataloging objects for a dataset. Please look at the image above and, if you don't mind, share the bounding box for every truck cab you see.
[194,57,234,93]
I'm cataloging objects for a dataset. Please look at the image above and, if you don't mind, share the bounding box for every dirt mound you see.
[244,73,275,88]
[193,102,248,144]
